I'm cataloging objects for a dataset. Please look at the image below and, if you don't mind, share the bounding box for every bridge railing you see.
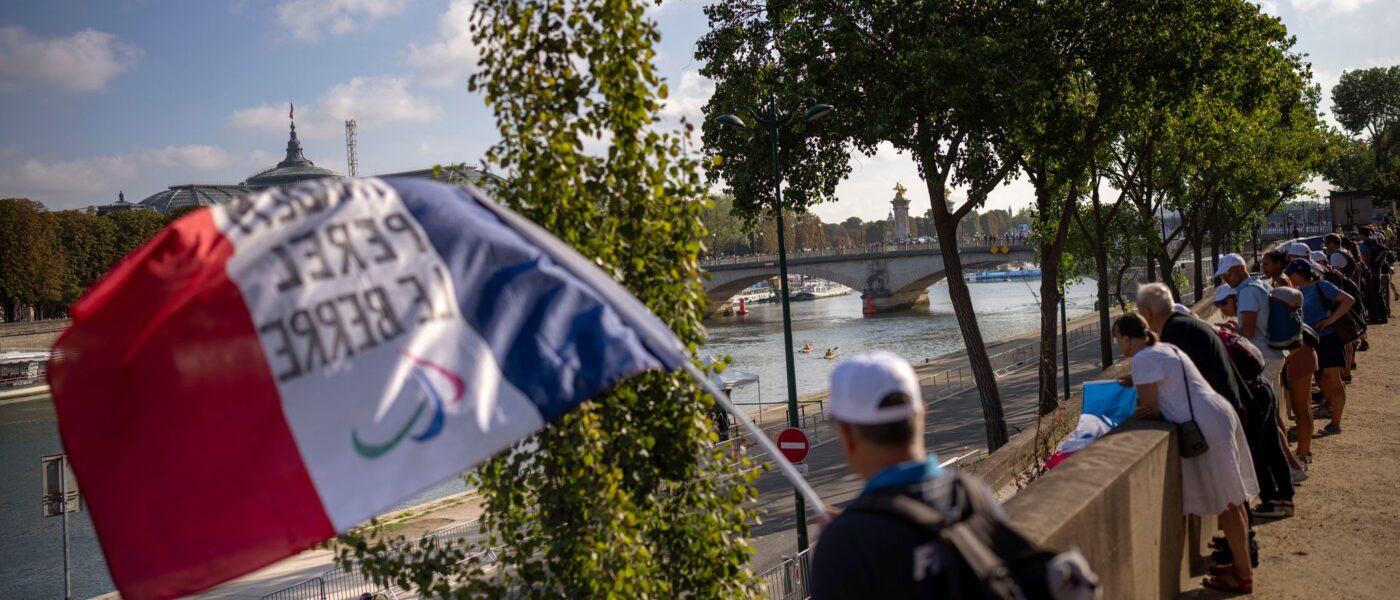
[699,237,1034,268]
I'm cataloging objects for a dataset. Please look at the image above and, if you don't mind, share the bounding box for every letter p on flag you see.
[47,178,702,599]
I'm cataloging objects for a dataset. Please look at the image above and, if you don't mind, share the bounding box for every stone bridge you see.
[701,242,1037,314]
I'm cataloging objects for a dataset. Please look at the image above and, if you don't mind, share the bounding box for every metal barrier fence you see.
[756,548,814,600]
[710,319,1103,466]
[261,519,488,600]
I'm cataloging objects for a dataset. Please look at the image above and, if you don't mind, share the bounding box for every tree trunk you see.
[1146,255,1157,281]
[1094,237,1112,369]
[925,181,1009,451]
[1035,186,1077,416]
[1191,227,1204,303]
[1158,245,1180,301]
[1209,228,1222,286]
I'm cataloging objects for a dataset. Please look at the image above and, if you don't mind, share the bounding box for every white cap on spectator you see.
[1213,253,1245,276]
[828,351,924,425]
[1215,285,1237,303]
[1310,250,1327,264]
[1286,242,1311,257]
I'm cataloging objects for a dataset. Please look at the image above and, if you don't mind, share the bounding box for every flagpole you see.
[680,361,827,516]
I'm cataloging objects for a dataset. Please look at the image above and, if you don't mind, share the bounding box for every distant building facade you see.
[1329,189,1397,228]
[95,191,156,217]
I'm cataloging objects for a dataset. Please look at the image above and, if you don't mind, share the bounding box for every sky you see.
[1,0,1398,222]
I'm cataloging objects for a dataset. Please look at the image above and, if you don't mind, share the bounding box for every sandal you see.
[1317,424,1342,437]
[1208,563,1239,576]
[1203,571,1253,594]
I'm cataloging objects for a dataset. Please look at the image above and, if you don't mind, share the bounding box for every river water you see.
[706,279,1099,407]
[0,279,1096,598]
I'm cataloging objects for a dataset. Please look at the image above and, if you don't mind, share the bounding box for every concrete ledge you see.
[963,396,1083,493]
[1002,419,1215,599]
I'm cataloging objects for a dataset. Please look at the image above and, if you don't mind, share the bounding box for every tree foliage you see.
[0,200,174,321]
[0,199,63,320]
[1331,66,1400,139]
[339,0,757,597]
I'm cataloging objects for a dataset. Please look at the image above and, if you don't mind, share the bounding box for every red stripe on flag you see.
[49,209,335,600]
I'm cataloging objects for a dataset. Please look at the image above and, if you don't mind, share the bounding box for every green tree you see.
[340,0,757,597]
[0,199,63,320]
[699,0,1032,449]
[1330,65,1400,201]
[1323,131,1376,192]
[698,194,747,257]
[1331,66,1400,140]
[106,210,171,261]
[862,220,889,246]
[51,211,117,306]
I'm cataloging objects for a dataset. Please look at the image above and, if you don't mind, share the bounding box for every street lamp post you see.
[716,94,833,553]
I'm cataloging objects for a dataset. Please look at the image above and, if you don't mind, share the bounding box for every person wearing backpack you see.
[1285,259,1356,438]
[1216,253,1285,403]
[1261,250,1319,472]
[1357,226,1389,324]
[812,352,1099,600]
[1212,289,1295,518]
[1314,253,1366,380]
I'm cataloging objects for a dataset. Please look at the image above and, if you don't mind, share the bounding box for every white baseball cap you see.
[1213,253,1245,276]
[828,351,924,425]
[1286,242,1311,257]
[1309,250,1327,264]
[1214,285,1237,303]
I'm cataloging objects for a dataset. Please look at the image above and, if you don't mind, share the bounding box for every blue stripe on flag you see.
[385,177,669,421]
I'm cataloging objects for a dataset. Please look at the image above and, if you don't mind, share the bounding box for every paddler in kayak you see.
[801,343,813,354]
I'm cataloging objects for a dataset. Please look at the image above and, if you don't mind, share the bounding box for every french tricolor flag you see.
[48,178,690,599]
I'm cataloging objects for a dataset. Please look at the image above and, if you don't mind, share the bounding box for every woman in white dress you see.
[1113,313,1258,594]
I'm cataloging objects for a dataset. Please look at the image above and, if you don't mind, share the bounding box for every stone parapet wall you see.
[1001,419,1213,599]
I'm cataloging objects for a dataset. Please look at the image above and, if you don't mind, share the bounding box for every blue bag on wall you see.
[1082,381,1138,427]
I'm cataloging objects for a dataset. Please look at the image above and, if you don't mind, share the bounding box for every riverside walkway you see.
[1180,318,1400,599]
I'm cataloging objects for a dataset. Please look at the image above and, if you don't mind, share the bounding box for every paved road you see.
[743,321,1118,573]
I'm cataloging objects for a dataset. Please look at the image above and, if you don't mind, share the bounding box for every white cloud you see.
[1288,0,1376,15]
[276,0,408,42]
[0,145,237,198]
[659,70,713,128]
[0,26,142,93]
[228,76,439,139]
[407,0,478,87]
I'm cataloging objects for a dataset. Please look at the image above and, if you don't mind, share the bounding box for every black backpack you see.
[847,472,1096,600]
[1321,268,1367,321]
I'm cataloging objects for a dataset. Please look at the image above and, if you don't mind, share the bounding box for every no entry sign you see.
[777,428,810,463]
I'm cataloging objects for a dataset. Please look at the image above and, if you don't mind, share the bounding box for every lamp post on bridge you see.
[715,95,834,554]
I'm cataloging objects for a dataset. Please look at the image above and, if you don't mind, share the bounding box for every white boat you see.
[0,350,50,400]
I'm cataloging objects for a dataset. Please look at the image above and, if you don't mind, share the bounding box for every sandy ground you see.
[1181,318,1400,599]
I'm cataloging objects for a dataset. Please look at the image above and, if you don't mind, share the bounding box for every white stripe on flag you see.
[780,442,807,449]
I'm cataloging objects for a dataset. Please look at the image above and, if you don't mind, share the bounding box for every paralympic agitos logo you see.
[352,350,465,459]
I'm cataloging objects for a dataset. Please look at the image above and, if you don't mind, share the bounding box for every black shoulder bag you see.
[1170,347,1210,458]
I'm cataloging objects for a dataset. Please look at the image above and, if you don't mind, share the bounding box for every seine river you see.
[705,279,1098,407]
[0,278,1095,598]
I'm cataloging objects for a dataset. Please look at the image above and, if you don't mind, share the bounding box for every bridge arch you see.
[703,248,1037,314]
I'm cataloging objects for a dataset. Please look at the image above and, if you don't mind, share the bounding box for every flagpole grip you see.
[680,362,827,516]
